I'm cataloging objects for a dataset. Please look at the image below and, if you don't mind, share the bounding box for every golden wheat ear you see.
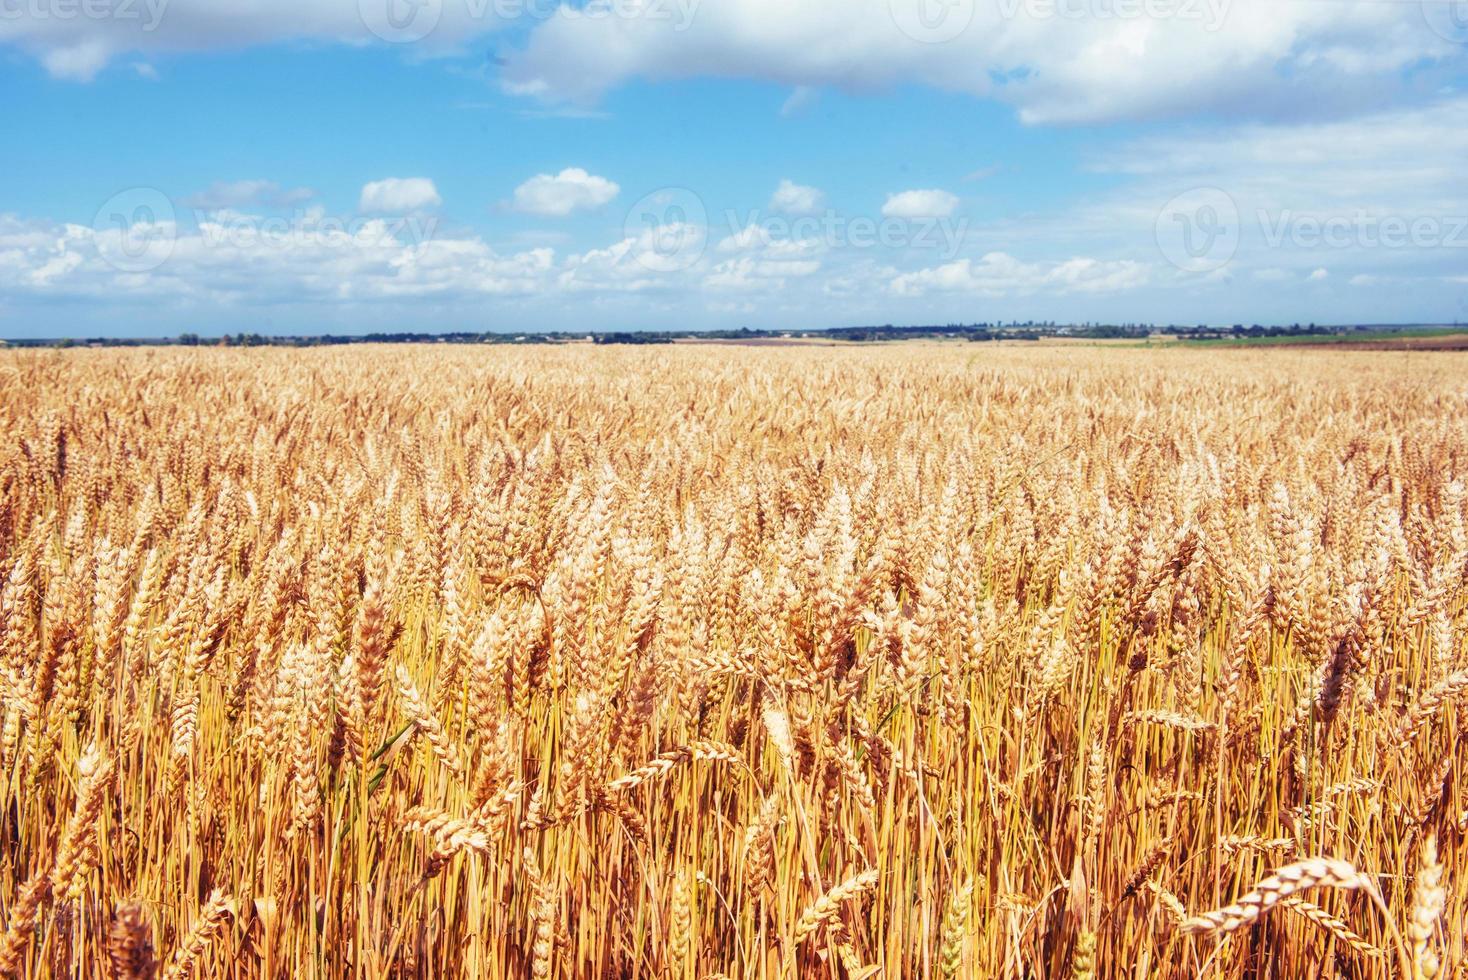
[1181,858,1372,936]
[1410,834,1447,980]
[107,901,158,980]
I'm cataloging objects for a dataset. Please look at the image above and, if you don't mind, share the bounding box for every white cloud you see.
[359,178,441,214]
[890,253,1150,296]
[511,168,620,217]
[4,0,1461,130]
[1092,99,1468,209]
[780,86,819,118]
[9,80,1468,333]
[0,207,715,309]
[28,250,85,287]
[0,0,506,82]
[499,0,1464,125]
[882,190,959,219]
[558,223,707,291]
[974,97,1468,290]
[717,228,823,261]
[769,180,824,216]
[3,197,1460,334]
[705,256,821,291]
[706,224,825,290]
[39,38,112,81]
[717,223,774,254]
[0,210,554,305]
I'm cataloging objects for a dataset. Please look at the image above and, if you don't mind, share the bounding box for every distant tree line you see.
[8,321,1439,349]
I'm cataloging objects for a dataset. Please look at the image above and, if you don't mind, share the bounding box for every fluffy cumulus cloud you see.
[0,0,505,82]
[1,189,1459,332]
[498,0,1465,124]
[891,253,1150,296]
[706,224,824,290]
[359,178,442,214]
[5,0,1459,126]
[8,87,1468,332]
[0,193,888,325]
[0,207,682,309]
[511,168,621,216]
[7,188,815,316]
[716,224,824,259]
[704,256,822,291]
[882,190,959,219]
[769,180,824,215]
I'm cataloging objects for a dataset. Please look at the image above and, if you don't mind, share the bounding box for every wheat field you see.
[0,343,1464,978]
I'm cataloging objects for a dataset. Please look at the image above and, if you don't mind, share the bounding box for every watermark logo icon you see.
[993,0,1232,30]
[93,187,176,273]
[890,0,975,43]
[1423,0,1468,44]
[1156,187,1239,273]
[626,188,707,273]
[360,0,442,43]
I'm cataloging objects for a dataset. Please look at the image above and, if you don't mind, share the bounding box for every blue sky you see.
[2,0,1468,337]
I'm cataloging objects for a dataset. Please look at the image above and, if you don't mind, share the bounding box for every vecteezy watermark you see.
[1422,0,1468,44]
[889,0,976,43]
[1157,189,1468,273]
[997,0,1229,29]
[624,188,971,275]
[358,0,442,43]
[891,0,1227,41]
[0,0,168,30]
[722,210,969,259]
[93,188,177,273]
[1156,187,1240,274]
[194,209,440,251]
[625,188,709,273]
[359,0,700,44]
[1258,211,1468,250]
